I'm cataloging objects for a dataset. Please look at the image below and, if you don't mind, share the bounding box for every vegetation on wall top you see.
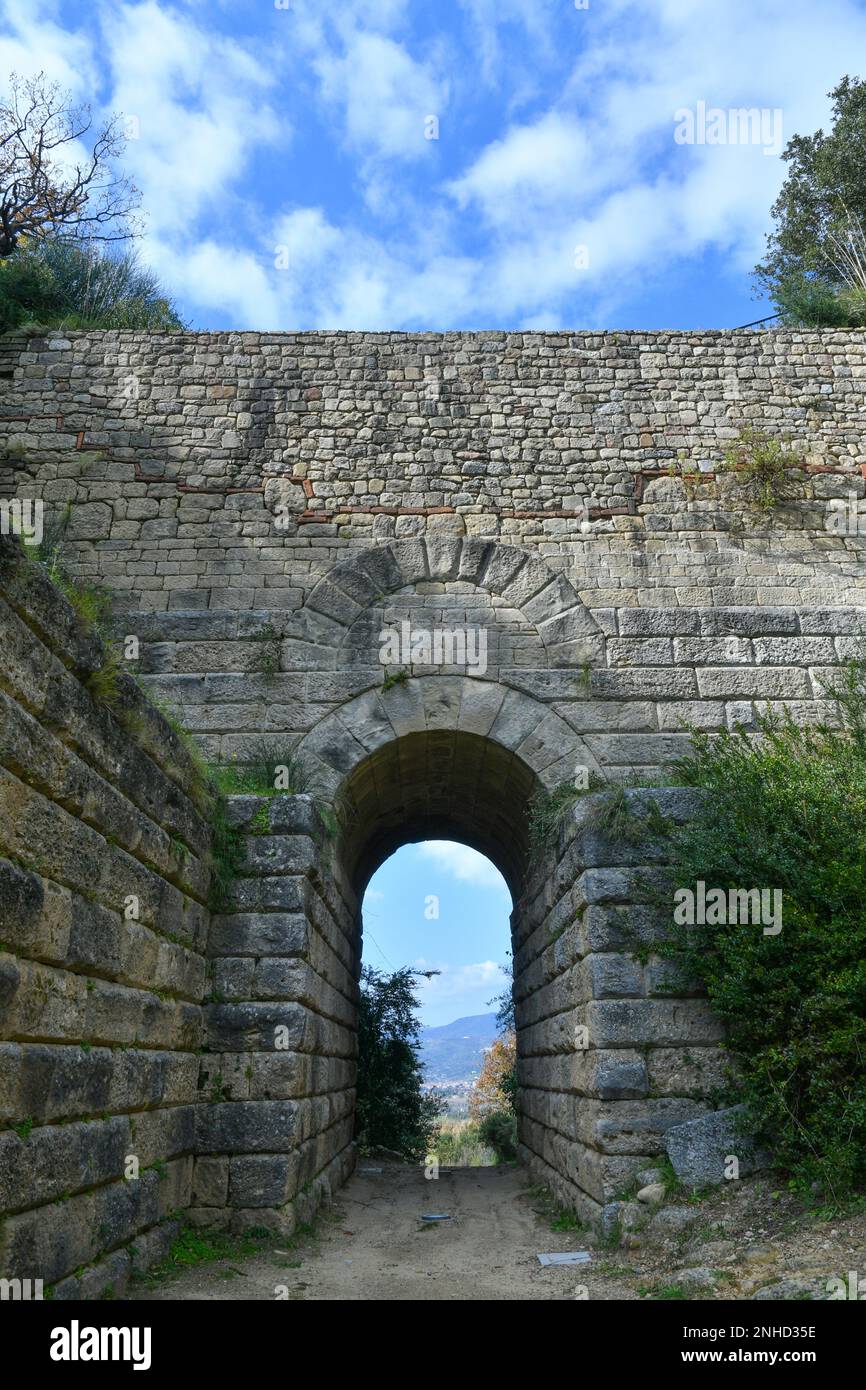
[0,237,185,334]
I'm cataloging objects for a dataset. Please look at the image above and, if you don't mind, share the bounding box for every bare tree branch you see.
[0,71,141,256]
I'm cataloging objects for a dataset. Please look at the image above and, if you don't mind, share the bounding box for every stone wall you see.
[0,538,363,1291]
[514,787,725,1223]
[194,793,356,1233]
[3,329,864,778]
[0,535,211,1298]
[3,327,866,612]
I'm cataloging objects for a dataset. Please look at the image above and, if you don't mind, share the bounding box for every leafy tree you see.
[0,71,139,255]
[469,1032,517,1119]
[483,958,518,1134]
[755,76,866,325]
[659,663,866,1201]
[470,1029,518,1162]
[355,966,442,1159]
[0,237,184,332]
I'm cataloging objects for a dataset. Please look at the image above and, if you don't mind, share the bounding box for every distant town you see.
[419,1012,499,1115]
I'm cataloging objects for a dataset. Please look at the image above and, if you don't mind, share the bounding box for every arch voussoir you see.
[424,535,463,581]
[498,555,556,609]
[304,539,602,679]
[305,579,363,627]
[388,539,429,585]
[334,688,397,755]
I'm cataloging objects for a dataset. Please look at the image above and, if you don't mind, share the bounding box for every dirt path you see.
[137,1164,604,1302]
[135,1163,866,1302]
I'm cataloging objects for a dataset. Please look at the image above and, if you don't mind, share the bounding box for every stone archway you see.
[288,537,607,803]
[335,726,536,897]
[8,327,866,1295]
[286,537,605,679]
[193,535,724,1234]
[296,673,603,805]
[202,704,718,1234]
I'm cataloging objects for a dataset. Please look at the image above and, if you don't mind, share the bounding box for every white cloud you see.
[412,958,508,1002]
[272,208,343,268]
[441,0,866,324]
[3,0,864,330]
[0,0,95,91]
[313,30,446,161]
[148,239,280,328]
[456,0,559,89]
[333,0,410,32]
[100,0,281,238]
[417,841,509,890]
[448,112,603,229]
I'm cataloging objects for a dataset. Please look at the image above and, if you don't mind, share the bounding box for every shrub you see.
[0,238,185,333]
[210,740,313,796]
[527,772,605,856]
[433,1119,495,1167]
[207,796,245,913]
[659,663,866,1201]
[355,967,442,1159]
[721,426,805,513]
[478,1111,518,1162]
[774,271,866,328]
[487,955,515,1033]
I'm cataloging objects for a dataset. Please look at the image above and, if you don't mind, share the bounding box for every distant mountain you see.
[419,1012,499,1083]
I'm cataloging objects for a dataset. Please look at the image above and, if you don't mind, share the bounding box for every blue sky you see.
[5,0,866,331]
[362,842,512,1027]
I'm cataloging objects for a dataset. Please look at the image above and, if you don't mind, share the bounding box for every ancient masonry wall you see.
[0,531,360,1293]
[4,328,866,1275]
[0,535,211,1297]
[514,787,724,1223]
[3,328,866,775]
[194,793,356,1234]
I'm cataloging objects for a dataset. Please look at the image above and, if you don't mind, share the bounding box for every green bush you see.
[773,271,866,328]
[209,739,313,797]
[526,772,606,856]
[433,1119,494,1167]
[660,663,866,1201]
[721,426,805,513]
[0,238,185,332]
[478,1110,518,1162]
[355,967,443,1160]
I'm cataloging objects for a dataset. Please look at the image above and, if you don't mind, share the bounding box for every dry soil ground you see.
[134,1161,866,1303]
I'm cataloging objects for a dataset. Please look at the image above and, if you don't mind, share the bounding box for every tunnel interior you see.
[335,729,542,904]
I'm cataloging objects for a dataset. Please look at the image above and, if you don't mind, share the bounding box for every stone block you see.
[665,1105,768,1187]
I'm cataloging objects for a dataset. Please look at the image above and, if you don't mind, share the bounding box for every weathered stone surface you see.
[229,1154,298,1207]
[643,1205,702,1241]
[665,1105,767,1187]
[196,1101,299,1153]
[192,1157,229,1207]
[751,1279,820,1301]
[636,1182,666,1205]
[0,537,208,1292]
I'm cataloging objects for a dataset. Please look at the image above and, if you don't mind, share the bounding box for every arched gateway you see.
[198,535,722,1231]
[3,328,866,1286]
